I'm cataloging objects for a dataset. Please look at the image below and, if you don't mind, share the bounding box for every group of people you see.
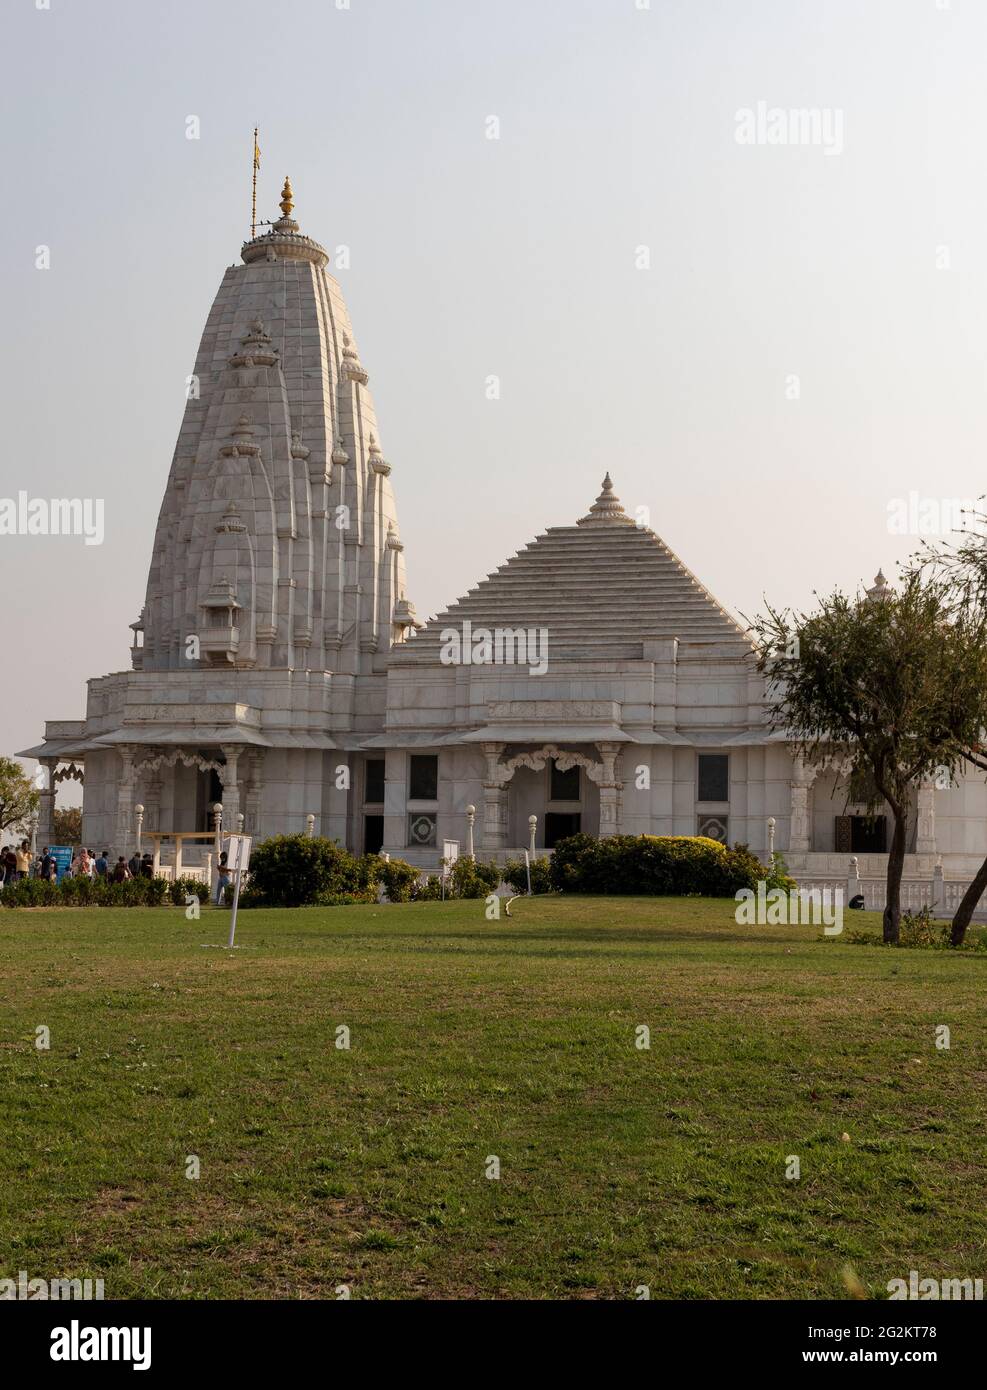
[0,844,156,888]
[0,840,36,886]
[2,841,232,903]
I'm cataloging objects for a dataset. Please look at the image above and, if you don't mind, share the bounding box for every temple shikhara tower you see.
[22,179,987,886]
[25,180,418,871]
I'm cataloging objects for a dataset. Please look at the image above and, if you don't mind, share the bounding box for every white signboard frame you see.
[225,833,253,873]
[224,834,253,946]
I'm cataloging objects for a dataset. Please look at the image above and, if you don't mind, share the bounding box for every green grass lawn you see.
[1,896,985,1300]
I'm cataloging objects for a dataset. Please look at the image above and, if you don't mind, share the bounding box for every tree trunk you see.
[882,807,907,945]
[950,856,987,947]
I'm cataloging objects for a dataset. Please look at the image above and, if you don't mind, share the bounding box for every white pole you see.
[528,814,537,857]
[306,813,316,837]
[212,803,223,904]
[227,864,242,948]
[767,816,776,868]
[524,848,532,896]
[135,803,145,860]
[466,804,476,860]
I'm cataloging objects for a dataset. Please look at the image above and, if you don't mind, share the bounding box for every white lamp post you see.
[767,816,776,868]
[306,813,316,837]
[466,804,476,859]
[528,814,538,857]
[213,803,223,861]
[135,804,145,859]
[236,812,245,834]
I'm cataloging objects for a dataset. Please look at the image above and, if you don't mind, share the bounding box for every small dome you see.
[577,473,635,527]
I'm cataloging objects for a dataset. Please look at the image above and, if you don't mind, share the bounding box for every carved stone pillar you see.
[480,742,509,851]
[220,745,242,830]
[114,746,138,861]
[143,772,162,835]
[36,757,59,851]
[243,750,264,835]
[595,741,624,838]
[916,779,937,855]
[789,755,816,853]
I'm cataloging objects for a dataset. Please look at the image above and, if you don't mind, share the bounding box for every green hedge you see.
[548,833,770,897]
[502,857,554,895]
[240,835,381,908]
[0,875,172,908]
[378,858,421,903]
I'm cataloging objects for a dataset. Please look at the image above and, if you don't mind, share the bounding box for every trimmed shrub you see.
[243,834,377,908]
[0,875,170,909]
[450,857,501,899]
[170,875,209,906]
[756,848,798,894]
[0,877,60,908]
[379,858,420,903]
[411,874,443,901]
[548,833,764,897]
[502,856,554,895]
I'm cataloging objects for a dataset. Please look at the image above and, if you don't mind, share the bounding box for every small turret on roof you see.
[578,473,636,527]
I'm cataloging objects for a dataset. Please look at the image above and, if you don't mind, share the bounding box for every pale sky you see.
[3,0,986,799]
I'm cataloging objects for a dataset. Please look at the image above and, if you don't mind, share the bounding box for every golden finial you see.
[279,176,294,218]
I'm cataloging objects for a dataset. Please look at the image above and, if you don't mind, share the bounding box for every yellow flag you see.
[253,136,261,170]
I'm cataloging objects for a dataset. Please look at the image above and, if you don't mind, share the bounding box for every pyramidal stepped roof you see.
[398,475,750,663]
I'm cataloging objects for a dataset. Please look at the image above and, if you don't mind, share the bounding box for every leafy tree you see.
[748,570,987,944]
[915,518,987,943]
[52,806,83,847]
[0,756,39,840]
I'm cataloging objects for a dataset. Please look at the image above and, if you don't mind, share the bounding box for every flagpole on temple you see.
[251,126,260,239]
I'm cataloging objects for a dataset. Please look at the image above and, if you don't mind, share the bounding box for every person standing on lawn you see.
[215,851,231,906]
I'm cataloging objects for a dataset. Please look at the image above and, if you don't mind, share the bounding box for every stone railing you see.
[796,860,986,919]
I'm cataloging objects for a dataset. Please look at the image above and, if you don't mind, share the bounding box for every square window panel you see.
[697,814,728,844]
[407,812,437,848]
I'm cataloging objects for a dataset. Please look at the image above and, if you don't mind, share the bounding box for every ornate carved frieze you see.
[490,744,606,788]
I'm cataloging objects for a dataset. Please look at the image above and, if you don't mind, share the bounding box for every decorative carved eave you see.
[487,743,607,788]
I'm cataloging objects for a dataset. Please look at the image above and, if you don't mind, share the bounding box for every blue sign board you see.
[49,846,73,883]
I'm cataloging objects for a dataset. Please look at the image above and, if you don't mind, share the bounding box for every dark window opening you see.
[409,755,438,802]
[364,815,384,855]
[550,760,580,802]
[698,753,729,803]
[545,812,581,848]
[365,759,385,805]
[836,815,887,854]
[198,767,224,833]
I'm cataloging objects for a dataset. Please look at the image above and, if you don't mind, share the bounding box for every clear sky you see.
[3,0,985,795]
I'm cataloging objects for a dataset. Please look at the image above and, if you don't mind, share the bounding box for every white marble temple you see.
[19,186,987,879]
